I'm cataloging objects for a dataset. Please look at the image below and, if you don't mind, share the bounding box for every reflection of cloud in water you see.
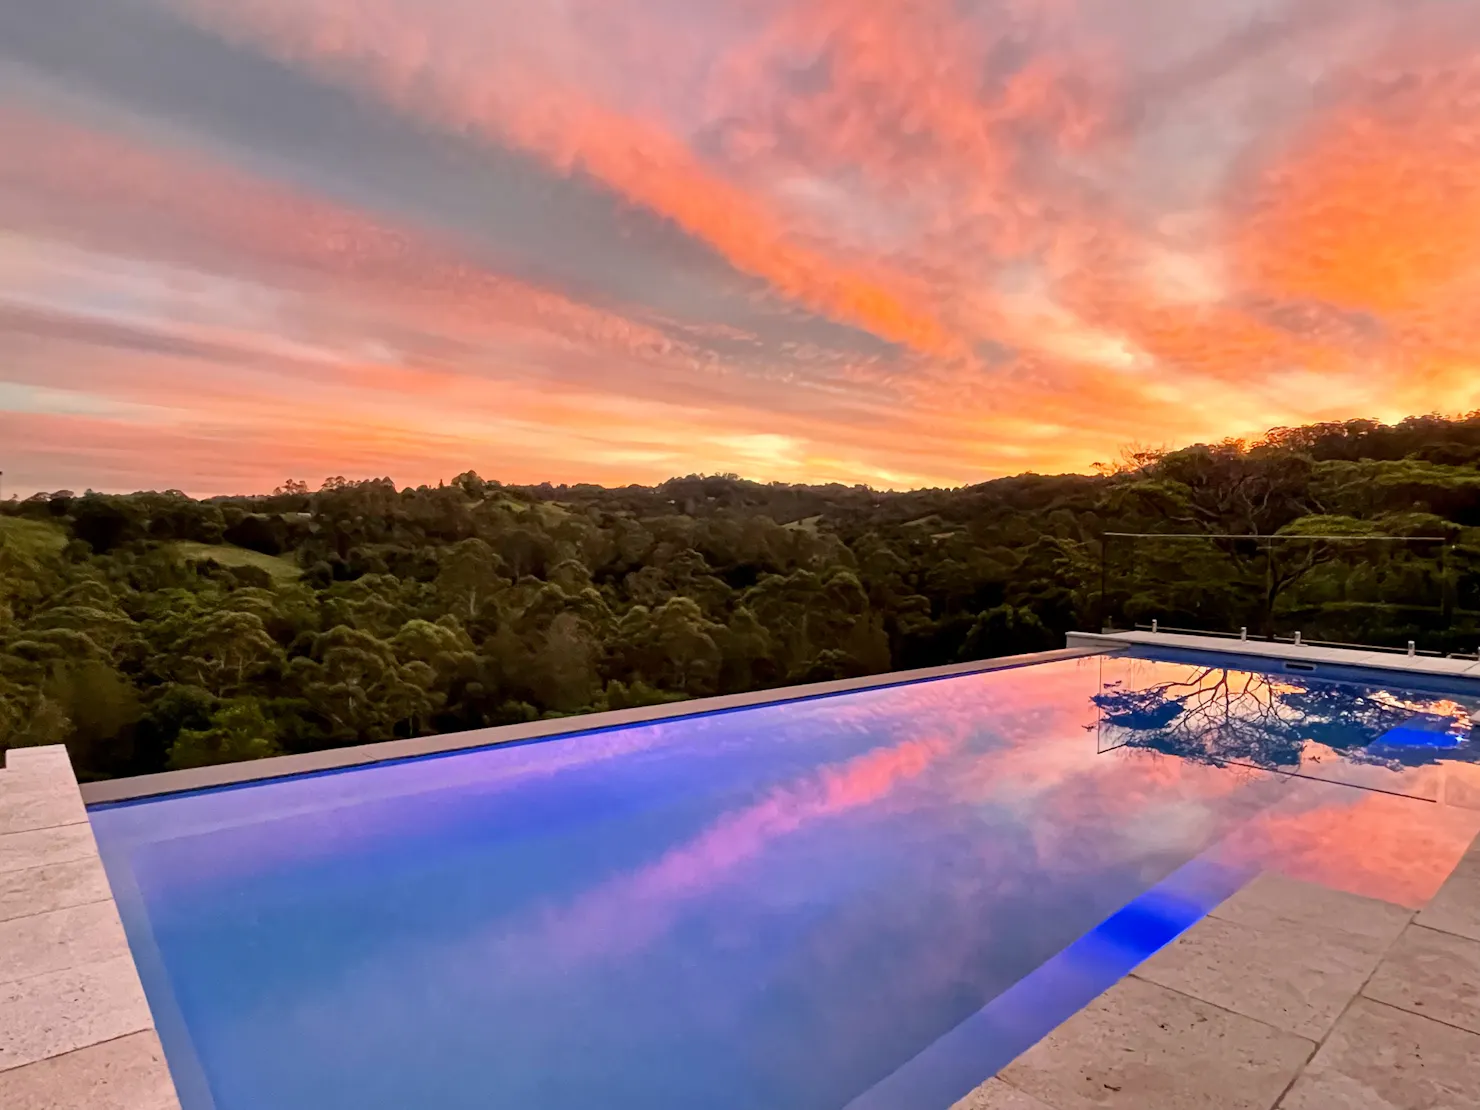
[511,733,951,966]
[105,717,687,889]
[110,653,1480,1110]
[116,656,1107,894]
[1216,778,1480,908]
[448,661,1291,982]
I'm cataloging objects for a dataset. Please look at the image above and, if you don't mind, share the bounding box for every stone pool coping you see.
[0,746,181,1109]
[1068,628,1480,683]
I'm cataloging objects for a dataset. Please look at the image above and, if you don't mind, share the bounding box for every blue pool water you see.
[89,654,1480,1110]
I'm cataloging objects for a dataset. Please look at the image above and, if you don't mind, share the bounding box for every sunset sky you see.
[3,0,1480,496]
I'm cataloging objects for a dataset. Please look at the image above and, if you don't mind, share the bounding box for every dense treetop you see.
[3,414,1479,781]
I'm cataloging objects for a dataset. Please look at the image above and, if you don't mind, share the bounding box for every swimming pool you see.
[89,653,1480,1110]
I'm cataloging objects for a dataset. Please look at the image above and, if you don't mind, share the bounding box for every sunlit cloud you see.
[2,0,1480,494]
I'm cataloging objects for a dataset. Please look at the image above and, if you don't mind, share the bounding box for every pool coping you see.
[79,646,1110,805]
[1068,629,1480,684]
[0,746,182,1107]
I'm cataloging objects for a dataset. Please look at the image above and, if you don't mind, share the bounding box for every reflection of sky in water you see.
[90,656,1480,1110]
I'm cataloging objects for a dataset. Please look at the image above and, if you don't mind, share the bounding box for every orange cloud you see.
[1226,10,1480,412]
[170,0,967,360]
[0,108,689,364]
[1236,54,1480,318]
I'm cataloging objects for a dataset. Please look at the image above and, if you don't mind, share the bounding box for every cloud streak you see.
[3,0,1480,493]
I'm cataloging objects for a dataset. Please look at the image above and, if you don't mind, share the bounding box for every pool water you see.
[89,655,1480,1110]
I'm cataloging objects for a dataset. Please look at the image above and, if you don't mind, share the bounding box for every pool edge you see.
[843,850,1260,1110]
[81,646,1112,805]
[0,746,188,1109]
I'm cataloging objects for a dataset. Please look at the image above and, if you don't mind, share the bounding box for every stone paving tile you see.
[1133,911,1385,1040]
[3,747,79,781]
[1207,871,1412,952]
[1278,998,1480,1110]
[1465,830,1480,865]
[0,899,131,986]
[0,823,98,877]
[1362,923,1480,1036]
[1445,769,1480,812]
[0,857,112,924]
[999,975,1313,1110]
[0,957,154,1074]
[0,778,88,837]
[0,1031,181,1110]
[950,1078,1058,1110]
[1415,857,1480,943]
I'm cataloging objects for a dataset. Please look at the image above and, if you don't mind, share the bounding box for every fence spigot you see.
[1408,641,1416,657]
[1293,631,1302,646]
[1239,627,1248,641]
[1151,619,1158,634]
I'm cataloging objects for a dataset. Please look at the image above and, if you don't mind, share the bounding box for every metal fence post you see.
[1263,538,1274,640]
[1099,533,1109,632]
[1442,543,1456,646]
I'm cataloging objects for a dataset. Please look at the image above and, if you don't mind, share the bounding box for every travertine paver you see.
[1134,873,1412,1040]
[0,956,155,1072]
[998,975,1314,1110]
[1446,767,1480,811]
[1363,923,1480,1036]
[973,839,1480,1110]
[0,823,99,877]
[950,1078,1057,1110]
[0,901,134,986]
[1206,872,1413,948]
[0,1032,181,1110]
[0,778,88,836]
[1133,912,1386,1040]
[1415,855,1480,942]
[1277,998,1480,1110]
[0,746,182,1108]
[0,856,113,924]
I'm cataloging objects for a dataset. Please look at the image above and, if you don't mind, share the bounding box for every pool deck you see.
[954,839,1480,1110]
[0,747,180,1109]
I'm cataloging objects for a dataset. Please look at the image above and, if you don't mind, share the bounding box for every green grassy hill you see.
[171,542,302,581]
[0,517,67,556]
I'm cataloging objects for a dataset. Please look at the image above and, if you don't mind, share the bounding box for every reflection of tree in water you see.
[1094,668,1479,773]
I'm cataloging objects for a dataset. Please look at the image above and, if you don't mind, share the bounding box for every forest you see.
[3,413,1480,782]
